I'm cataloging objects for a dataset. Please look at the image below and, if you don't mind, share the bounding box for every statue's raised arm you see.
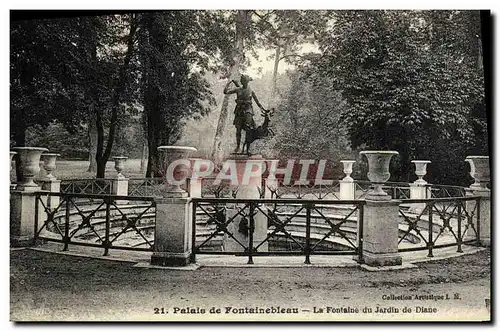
[223,79,242,95]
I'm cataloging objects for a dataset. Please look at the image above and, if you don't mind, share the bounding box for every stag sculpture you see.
[242,108,275,155]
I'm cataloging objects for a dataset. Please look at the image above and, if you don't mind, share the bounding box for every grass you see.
[10,159,147,181]
[54,159,145,179]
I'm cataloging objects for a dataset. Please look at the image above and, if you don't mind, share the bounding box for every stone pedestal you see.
[224,155,268,253]
[151,193,193,266]
[10,189,40,246]
[465,188,490,246]
[40,178,61,206]
[10,151,17,190]
[340,180,355,200]
[112,178,129,204]
[340,160,355,200]
[408,183,429,214]
[37,179,61,224]
[361,199,402,266]
[189,177,202,198]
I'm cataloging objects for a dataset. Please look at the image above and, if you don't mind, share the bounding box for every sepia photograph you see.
[8,7,492,322]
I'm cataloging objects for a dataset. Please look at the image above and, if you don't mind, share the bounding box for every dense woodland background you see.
[10,10,489,185]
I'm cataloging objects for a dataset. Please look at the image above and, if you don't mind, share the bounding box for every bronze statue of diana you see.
[223,74,267,154]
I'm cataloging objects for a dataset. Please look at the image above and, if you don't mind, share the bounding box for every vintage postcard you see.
[9,9,491,322]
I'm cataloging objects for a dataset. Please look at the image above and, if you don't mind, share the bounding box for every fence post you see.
[356,203,364,263]
[63,197,71,251]
[103,197,111,256]
[304,203,311,264]
[190,200,198,264]
[247,202,255,265]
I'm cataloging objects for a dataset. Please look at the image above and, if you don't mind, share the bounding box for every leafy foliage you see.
[136,11,233,176]
[306,10,487,184]
[272,70,352,161]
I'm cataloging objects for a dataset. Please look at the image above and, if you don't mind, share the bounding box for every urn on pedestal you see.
[359,150,398,200]
[41,153,61,179]
[465,156,490,190]
[11,147,49,190]
[158,146,197,195]
[340,160,356,182]
[10,151,16,169]
[411,160,431,185]
[10,151,17,188]
[113,156,127,179]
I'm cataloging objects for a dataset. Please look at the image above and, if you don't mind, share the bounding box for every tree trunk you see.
[140,140,147,174]
[145,105,157,177]
[95,15,138,178]
[269,45,281,105]
[13,123,26,182]
[95,105,106,178]
[210,10,248,164]
[87,117,98,172]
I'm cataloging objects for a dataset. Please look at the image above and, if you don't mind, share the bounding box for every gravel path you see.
[10,248,490,321]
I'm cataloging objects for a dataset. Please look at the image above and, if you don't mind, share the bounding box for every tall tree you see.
[308,10,486,184]
[11,14,141,178]
[93,14,139,178]
[10,16,90,146]
[137,11,232,177]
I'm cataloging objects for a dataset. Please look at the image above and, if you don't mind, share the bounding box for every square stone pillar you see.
[151,193,193,266]
[465,188,490,246]
[339,180,355,200]
[361,199,402,266]
[224,155,268,253]
[189,177,202,198]
[112,178,129,204]
[36,178,61,227]
[10,189,40,246]
[40,178,61,207]
[408,183,428,214]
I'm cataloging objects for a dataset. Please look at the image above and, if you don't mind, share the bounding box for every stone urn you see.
[41,153,61,179]
[158,146,197,194]
[113,156,127,179]
[11,147,49,189]
[10,151,17,188]
[340,160,356,182]
[360,150,398,200]
[465,156,490,189]
[411,160,431,185]
[10,151,16,170]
